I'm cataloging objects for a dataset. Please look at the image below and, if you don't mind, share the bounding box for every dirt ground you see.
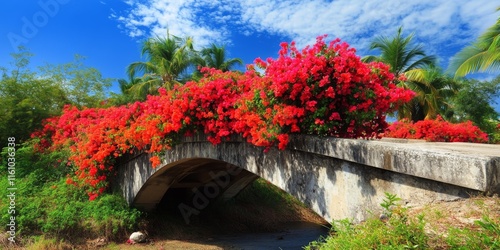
[5,190,498,249]
[84,196,500,250]
[407,196,500,239]
[84,201,327,250]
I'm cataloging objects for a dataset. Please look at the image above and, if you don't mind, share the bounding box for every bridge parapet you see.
[289,135,500,193]
[115,134,500,223]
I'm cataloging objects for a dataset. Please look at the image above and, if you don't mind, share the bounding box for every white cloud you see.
[116,0,498,60]
[117,0,240,48]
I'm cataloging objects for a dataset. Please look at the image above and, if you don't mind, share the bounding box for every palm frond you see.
[361,55,380,63]
[451,46,500,77]
[448,12,500,77]
[404,69,427,82]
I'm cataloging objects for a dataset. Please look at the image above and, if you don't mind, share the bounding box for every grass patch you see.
[0,143,141,247]
[306,193,500,250]
[24,236,73,250]
[446,215,500,249]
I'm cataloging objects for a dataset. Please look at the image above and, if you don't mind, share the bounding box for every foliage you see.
[380,192,401,218]
[38,54,113,108]
[446,215,500,249]
[403,66,458,121]
[305,193,428,250]
[0,143,141,241]
[0,48,111,147]
[448,7,500,77]
[126,33,196,99]
[306,194,500,250]
[363,27,436,77]
[362,27,440,122]
[385,116,489,143]
[125,35,244,100]
[32,36,414,199]
[444,76,500,140]
[233,178,299,209]
[107,77,144,105]
[192,43,243,80]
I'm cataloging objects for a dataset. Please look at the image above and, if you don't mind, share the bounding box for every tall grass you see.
[0,142,141,247]
[305,193,500,249]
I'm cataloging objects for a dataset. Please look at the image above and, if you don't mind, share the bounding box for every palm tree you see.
[199,44,243,71]
[448,8,500,78]
[126,33,195,98]
[107,77,145,105]
[363,27,436,79]
[363,27,438,121]
[192,44,243,80]
[404,67,458,121]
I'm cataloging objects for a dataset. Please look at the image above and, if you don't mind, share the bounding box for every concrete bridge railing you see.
[114,134,500,223]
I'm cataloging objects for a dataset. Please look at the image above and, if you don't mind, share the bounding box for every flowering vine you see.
[385,116,489,143]
[32,36,414,199]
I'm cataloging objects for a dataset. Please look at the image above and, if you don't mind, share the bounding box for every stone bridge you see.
[114,134,500,223]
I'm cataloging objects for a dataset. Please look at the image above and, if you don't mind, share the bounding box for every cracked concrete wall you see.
[114,134,500,223]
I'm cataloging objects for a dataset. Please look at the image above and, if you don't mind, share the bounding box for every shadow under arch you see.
[133,157,259,215]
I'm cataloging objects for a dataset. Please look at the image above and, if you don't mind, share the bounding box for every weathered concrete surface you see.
[289,136,500,193]
[115,134,500,223]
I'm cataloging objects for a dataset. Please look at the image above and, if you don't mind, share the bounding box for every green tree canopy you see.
[197,44,243,71]
[363,27,441,122]
[362,27,436,78]
[191,43,243,81]
[107,77,143,105]
[39,54,112,108]
[0,48,111,146]
[404,66,458,121]
[446,76,500,135]
[126,33,195,99]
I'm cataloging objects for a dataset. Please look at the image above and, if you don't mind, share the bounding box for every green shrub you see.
[0,143,141,243]
[446,215,500,249]
[305,193,428,250]
[306,193,500,249]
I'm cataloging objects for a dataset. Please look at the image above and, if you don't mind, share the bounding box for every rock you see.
[128,231,147,244]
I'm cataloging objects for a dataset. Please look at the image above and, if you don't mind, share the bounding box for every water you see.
[207,221,330,250]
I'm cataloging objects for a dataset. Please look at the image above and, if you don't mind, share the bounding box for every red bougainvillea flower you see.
[32,35,414,200]
[385,116,489,143]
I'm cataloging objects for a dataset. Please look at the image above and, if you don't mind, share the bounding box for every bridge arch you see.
[115,134,500,223]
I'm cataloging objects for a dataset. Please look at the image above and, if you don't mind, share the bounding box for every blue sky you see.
[1,0,499,111]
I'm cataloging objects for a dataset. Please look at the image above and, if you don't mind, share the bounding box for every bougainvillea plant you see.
[32,35,414,200]
[385,116,489,143]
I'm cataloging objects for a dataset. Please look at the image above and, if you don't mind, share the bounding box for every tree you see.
[404,66,458,121]
[126,33,195,99]
[0,48,111,146]
[447,76,500,135]
[108,77,143,105]
[196,44,243,71]
[363,27,436,79]
[191,44,243,81]
[363,27,439,122]
[0,49,65,146]
[39,54,112,108]
[186,44,244,83]
[448,8,500,78]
